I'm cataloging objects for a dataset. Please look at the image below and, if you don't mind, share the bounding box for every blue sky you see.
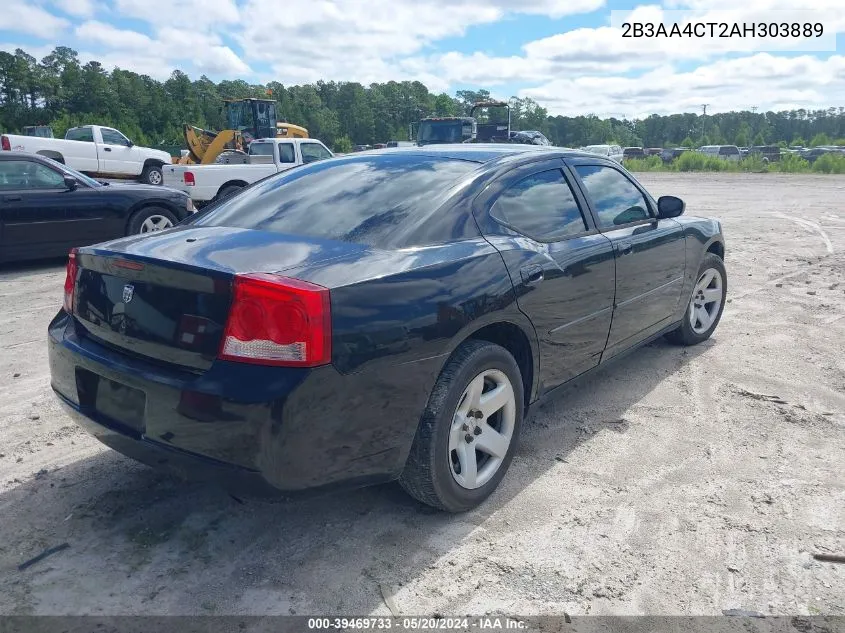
[1,0,843,118]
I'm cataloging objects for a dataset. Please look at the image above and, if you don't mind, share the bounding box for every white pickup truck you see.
[0,125,172,185]
[163,137,334,204]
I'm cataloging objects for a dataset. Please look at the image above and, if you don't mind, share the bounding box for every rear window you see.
[66,128,94,142]
[719,146,739,156]
[189,155,478,247]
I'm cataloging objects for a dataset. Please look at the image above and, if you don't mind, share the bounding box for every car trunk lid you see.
[71,226,369,371]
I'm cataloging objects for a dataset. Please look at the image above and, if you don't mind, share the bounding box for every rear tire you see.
[127,206,178,235]
[400,340,524,513]
[665,252,727,346]
[217,185,243,201]
[141,164,163,186]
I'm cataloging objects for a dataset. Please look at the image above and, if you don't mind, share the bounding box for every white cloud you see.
[51,0,96,17]
[73,21,250,76]
[112,0,240,28]
[519,54,845,117]
[0,0,69,38]
[235,0,606,87]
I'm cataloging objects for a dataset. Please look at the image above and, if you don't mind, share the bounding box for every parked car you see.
[582,144,624,162]
[660,148,690,163]
[386,141,415,148]
[0,152,195,263]
[50,144,727,512]
[163,137,334,204]
[1,125,172,185]
[699,145,741,161]
[509,130,552,146]
[747,145,781,163]
[622,147,646,160]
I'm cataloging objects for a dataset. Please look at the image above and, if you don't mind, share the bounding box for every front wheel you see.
[665,252,727,346]
[400,340,524,512]
[141,164,163,186]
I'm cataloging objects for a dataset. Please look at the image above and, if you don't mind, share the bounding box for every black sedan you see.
[0,152,195,263]
[48,145,727,512]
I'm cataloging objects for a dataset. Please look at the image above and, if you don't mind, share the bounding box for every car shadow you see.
[0,257,66,276]
[0,337,713,615]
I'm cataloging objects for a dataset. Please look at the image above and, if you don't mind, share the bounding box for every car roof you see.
[349,143,608,164]
[0,151,52,162]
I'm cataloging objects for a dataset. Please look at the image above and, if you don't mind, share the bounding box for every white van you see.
[699,145,741,162]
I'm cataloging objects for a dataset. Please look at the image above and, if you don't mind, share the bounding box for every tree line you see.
[2,46,845,153]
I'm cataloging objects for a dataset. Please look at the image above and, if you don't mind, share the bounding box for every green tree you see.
[333,135,353,153]
[810,132,831,147]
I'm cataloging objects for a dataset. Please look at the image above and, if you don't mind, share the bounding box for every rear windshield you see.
[189,155,479,247]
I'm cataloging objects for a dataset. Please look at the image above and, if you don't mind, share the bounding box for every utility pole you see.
[701,104,709,116]
[751,106,758,113]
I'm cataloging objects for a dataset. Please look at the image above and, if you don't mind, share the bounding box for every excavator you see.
[178,98,309,165]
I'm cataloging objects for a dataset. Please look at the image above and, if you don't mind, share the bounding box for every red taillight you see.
[63,248,79,313]
[183,171,195,186]
[1,135,10,151]
[218,273,331,367]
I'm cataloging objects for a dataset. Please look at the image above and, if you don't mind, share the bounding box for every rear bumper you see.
[48,311,443,496]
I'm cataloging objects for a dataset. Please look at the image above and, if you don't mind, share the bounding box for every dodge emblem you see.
[122,284,135,304]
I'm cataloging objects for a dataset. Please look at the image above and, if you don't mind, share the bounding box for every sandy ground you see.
[0,173,843,617]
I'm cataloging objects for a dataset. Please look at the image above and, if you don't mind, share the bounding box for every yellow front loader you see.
[178,98,309,165]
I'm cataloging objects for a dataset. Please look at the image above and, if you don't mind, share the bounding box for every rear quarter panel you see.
[283,238,536,474]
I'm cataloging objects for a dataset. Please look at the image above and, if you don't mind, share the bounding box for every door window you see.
[490,169,588,241]
[300,143,332,164]
[101,128,131,146]
[278,143,295,164]
[574,165,651,228]
[0,161,65,189]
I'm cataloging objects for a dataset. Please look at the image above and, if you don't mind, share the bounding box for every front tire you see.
[400,340,524,512]
[127,206,178,235]
[141,164,163,186]
[666,252,727,346]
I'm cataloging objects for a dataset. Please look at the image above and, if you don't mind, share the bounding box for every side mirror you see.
[127,140,134,147]
[64,175,78,191]
[657,195,684,218]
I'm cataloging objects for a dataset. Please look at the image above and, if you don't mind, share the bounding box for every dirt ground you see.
[0,173,842,617]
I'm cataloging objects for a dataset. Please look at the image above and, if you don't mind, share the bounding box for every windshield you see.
[187,155,479,248]
[417,120,467,145]
[40,156,101,188]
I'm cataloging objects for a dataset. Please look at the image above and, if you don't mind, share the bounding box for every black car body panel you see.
[48,145,725,497]
[0,152,192,262]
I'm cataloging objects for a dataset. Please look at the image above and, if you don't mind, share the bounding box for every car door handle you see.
[2,195,22,202]
[103,147,112,152]
[617,240,634,255]
[520,265,544,286]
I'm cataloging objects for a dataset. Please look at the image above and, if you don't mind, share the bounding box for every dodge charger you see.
[48,145,727,512]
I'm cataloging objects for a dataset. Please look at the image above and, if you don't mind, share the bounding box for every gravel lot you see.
[0,173,843,616]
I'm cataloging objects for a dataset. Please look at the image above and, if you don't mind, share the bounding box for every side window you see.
[66,128,94,143]
[300,143,331,164]
[100,128,130,146]
[574,165,651,229]
[249,143,274,156]
[490,169,588,241]
[0,161,64,189]
[278,143,295,164]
